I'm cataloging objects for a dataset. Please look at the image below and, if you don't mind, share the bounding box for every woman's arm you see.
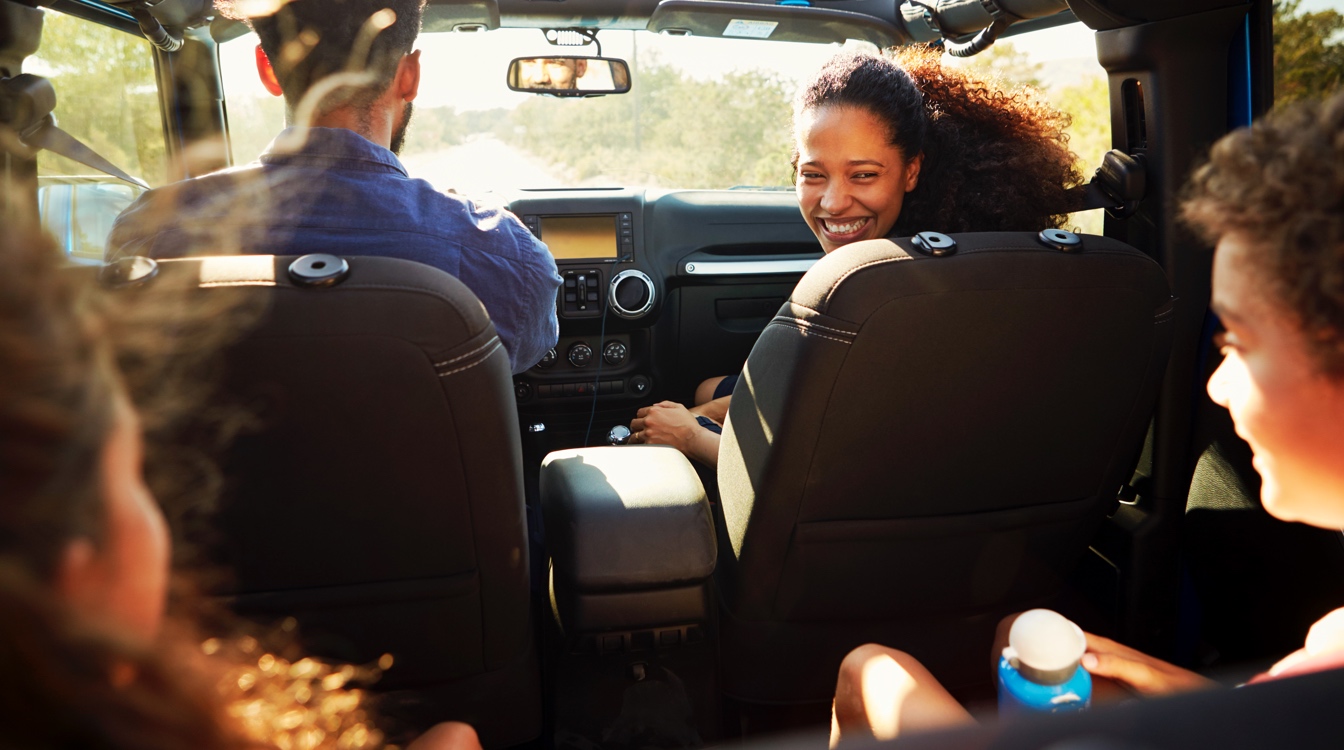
[689,395,731,424]
[629,401,721,467]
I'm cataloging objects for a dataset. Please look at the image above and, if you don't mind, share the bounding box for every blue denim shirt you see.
[108,127,561,374]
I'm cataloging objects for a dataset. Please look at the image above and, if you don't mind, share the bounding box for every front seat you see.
[148,254,539,746]
[714,232,1173,714]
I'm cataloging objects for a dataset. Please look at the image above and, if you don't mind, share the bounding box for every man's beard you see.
[390,101,414,155]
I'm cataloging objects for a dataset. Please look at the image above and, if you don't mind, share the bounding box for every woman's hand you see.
[629,401,721,466]
[1081,632,1219,696]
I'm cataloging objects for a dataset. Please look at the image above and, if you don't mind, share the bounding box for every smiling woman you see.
[793,47,1082,249]
[631,46,1086,460]
[795,104,922,252]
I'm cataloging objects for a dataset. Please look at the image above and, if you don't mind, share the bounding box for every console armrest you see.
[541,445,716,591]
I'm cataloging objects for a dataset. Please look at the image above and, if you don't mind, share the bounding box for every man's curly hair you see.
[793,47,1082,236]
[215,0,424,107]
[1183,89,1344,375]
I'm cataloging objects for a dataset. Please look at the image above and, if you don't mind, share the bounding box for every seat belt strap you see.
[21,114,150,190]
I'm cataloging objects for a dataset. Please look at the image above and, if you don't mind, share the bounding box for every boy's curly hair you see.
[794,46,1083,236]
[1183,89,1344,374]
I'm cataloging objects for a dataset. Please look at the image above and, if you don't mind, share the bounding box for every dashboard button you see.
[514,381,532,402]
[603,341,627,366]
[535,348,558,369]
[568,343,593,367]
[629,375,651,395]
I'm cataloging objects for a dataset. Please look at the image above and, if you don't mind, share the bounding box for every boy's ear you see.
[53,537,99,605]
[255,45,284,98]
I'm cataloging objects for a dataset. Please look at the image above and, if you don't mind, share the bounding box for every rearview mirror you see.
[507,56,631,96]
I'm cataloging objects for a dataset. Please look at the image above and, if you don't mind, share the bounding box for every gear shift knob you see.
[608,424,631,445]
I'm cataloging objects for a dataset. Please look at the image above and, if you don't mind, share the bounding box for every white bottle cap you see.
[1007,609,1087,672]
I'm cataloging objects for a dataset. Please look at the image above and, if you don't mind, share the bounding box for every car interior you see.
[3,0,1344,747]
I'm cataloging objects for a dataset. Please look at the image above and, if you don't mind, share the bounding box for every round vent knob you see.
[568,342,593,367]
[609,270,655,320]
[603,341,628,366]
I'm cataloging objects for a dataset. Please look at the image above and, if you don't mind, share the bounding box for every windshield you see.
[221,28,843,193]
[220,25,1105,203]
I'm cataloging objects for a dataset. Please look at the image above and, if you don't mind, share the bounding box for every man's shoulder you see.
[401,184,549,258]
[122,163,270,219]
[109,165,265,256]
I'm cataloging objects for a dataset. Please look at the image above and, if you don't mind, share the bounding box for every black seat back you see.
[157,255,538,745]
[716,233,1173,706]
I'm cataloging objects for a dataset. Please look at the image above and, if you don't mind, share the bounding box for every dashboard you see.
[506,188,823,442]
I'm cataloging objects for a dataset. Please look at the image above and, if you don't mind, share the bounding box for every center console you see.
[511,191,660,408]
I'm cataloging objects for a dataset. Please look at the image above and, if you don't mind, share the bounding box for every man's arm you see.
[499,219,561,374]
[105,188,165,261]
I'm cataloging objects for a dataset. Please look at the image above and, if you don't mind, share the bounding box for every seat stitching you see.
[768,320,852,345]
[438,340,503,377]
[434,336,502,367]
[824,256,912,303]
[772,316,857,337]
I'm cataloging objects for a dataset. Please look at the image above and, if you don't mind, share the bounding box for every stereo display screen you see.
[539,215,618,259]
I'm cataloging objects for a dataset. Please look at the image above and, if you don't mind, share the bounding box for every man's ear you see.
[255,45,284,98]
[905,152,924,192]
[394,50,421,103]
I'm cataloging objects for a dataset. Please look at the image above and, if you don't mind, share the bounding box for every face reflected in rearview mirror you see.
[507,56,631,96]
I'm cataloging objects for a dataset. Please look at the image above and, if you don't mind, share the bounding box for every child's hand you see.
[1081,633,1219,696]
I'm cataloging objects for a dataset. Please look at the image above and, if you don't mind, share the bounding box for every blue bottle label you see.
[997,656,1092,716]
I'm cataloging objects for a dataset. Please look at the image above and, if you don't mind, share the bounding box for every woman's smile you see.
[795,105,922,253]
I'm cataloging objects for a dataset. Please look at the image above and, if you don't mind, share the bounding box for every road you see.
[399,134,565,196]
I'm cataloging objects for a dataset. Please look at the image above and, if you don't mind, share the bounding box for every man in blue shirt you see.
[108,0,560,374]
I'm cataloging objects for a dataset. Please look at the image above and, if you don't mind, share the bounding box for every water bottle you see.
[997,609,1092,716]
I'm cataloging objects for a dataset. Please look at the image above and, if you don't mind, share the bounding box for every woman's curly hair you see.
[793,46,1083,236]
[1183,89,1344,375]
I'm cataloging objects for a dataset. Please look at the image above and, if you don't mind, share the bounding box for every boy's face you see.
[1207,232,1344,528]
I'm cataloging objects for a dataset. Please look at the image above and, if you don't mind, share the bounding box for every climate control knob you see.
[609,270,655,320]
[568,342,593,367]
[603,341,628,366]
[535,348,558,369]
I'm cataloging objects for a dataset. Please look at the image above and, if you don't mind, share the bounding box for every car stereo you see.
[522,212,634,261]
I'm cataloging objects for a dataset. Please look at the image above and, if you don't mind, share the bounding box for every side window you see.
[27,11,164,263]
[1273,0,1344,106]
